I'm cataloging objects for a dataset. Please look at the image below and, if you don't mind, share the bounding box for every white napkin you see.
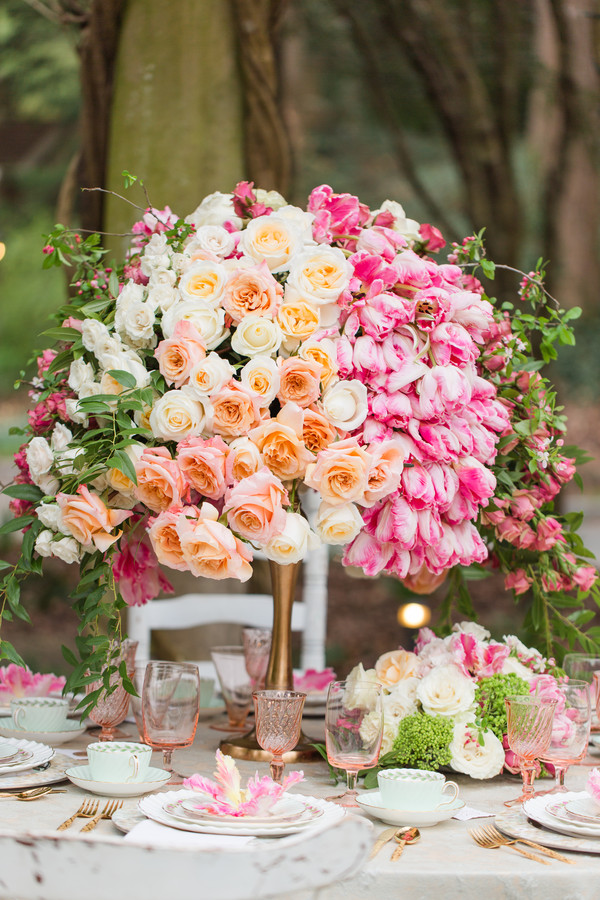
[124,819,254,850]
[452,805,494,820]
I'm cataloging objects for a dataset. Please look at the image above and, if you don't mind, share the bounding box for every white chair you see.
[127,490,329,675]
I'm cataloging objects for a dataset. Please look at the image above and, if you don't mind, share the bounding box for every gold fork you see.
[0,787,61,800]
[483,824,574,865]
[57,799,99,831]
[468,826,549,864]
[81,799,123,833]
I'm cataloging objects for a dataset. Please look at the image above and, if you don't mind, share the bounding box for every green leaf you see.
[61,646,79,667]
[108,271,120,298]
[41,327,83,342]
[106,369,137,390]
[0,516,34,535]
[47,348,73,375]
[481,259,496,279]
[107,451,138,485]
[0,641,26,666]
[2,484,43,502]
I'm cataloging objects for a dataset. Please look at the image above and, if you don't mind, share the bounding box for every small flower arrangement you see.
[293,668,336,693]
[586,768,600,808]
[349,621,564,783]
[0,664,66,705]
[183,750,303,817]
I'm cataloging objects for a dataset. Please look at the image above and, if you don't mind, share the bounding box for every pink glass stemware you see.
[253,689,306,783]
[325,680,383,808]
[538,680,591,792]
[210,646,253,732]
[242,628,272,691]
[85,676,131,741]
[505,695,557,806]
[142,661,200,779]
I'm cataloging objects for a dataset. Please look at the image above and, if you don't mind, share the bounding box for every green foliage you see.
[390,712,453,770]
[474,673,529,741]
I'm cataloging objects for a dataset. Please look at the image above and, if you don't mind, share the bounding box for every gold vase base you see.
[219,726,321,763]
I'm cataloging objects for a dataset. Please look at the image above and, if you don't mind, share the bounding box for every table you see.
[1,715,600,900]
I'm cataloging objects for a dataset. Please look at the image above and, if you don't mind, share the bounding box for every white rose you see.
[372,200,420,240]
[238,215,303,272]
[452,621,491,642]
[263,512,320,564]
[187,352,235,398]
[162,300,229,350]
[68,358,96,395]
[35,530,54,558]
[255,189,288,211]
[188,226,236,259]
[140,233,171,275]
[178,260,229,307]
[51,537,81,565]
[275,204,315,243]
[54,447,83,477]
[383,678,419,720]
[358,709,384,749]
[321,380,368,431]
[65,398,87,425]
[287,247,353,302]
[37,473,60,497]
[102,351,151,388]
[315,501,363,545]
[149,390,208,442]
[50,424,72,454]
[185,191,242,229]
[449,721,505,780]
[81,319,111,355]
[115,279,146,312]
[115,300,156,348]
[501,656,535,681]
[94,335,125,370]
[149,267,177,288]
[147,282,180,313]
[416,664,476,717]
[26,437,54,481]
[240,356,280,405]
[231,316,282,358]
[381,716,400,755]
[343,663,380,710]
[36,504,64,532]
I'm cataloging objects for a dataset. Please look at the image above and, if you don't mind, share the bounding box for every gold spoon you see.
[390,826,421,860]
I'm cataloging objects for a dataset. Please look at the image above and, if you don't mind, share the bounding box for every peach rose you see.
[224,468,287,544]
[222,262,283,324]
[402,566,448,595]
[106,444,144,500]
[176,505,253,581]
[147,507,189,571]
[305,438,373,506]
[277,298,320,344]
[302,406,337,453]
[133,446,188,512]
[225,437,262,482]
[154,320,206,388]
[375,649,420,686]
[57,485,132,552]
[299,338,339,389]
[211,381,261,437]
[362,439,405,507]
[277,357,322,409]
[249,404,313,482]
[177,436,229,500]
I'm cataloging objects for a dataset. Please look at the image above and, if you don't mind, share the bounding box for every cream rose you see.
[380,717,401,755]
[375,649,420,686]
[416,664,476,717]
[68,358,96,395]
[263,512,320,564]
[321,380,368,431]
[147,282,179,313]
[26,437,54,482]
[50,424,73,454]
[383,679,419,719]
[178,260,228,307]
[315,501,363,545]
[231,315,283,358]
[51,536,81,565]
[449,721,505,779]
[358,709,385,751]
[187,353,235,398]
[277,298,320,346]
[36,503,64,532]
[255,189,287,211]
[343,663,380,710]
[225,437,262,482]
[189,225,236,259]
[185,191,242,229]
[240,356,280,405]
[162,301,229,350]
[286,247,353,302]
[238,215,303,272]
[149,390,208,442]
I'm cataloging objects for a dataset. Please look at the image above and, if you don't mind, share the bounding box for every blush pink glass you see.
[537,680,591,793]
[210,646,253,732]
[242,628,272,691]
[504,695,557,806]
[85,640,139,741]
[325,680,383,808]
[142,661,200,780]
[253,689,306,783]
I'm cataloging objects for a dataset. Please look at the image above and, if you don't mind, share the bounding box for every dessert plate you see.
[565,796,600,823]
[174,794,323,827]
[0,739,53,775]
[0,740,21,761]
[66,765,171,797]
[356,789,465,827]
[496,807,600,855]
[0,718,86,746]
[524,792,600,839]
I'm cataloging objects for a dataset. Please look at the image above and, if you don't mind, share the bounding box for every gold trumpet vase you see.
[219,560,320,761]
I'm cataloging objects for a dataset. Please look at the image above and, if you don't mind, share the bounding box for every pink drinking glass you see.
[142,662,200,779]
[253,689,306,783]
[538,680,591,793]
[210,646,253,732]
[242,628,272,691]
[325,680,383,807]
[504,695,557,806]
[85,675,131,742]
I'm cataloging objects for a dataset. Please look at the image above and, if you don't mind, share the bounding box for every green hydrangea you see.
[387,712,453,771]
[475,672,529,741]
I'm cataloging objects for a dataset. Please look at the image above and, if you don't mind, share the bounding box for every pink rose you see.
[419,223,446,251]
[504,569,532,596]
[134,446,188,512]
[147,506,190,571]
[573,566,597,592]
[586,768,600,805]
[176,506,253,581]
[177,436,229,500]
[57,485,132,552]
[223,468,287,544]
[155,320,206,388]
[305,438,372,506]
[532,516,563,551]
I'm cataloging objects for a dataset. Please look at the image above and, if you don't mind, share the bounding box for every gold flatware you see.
[483,824,574,865]
[57,799,99,831]
[369,826,398,859]
[0,787,65,800]
[80,799,123,833]
[468,826,549,864]
[390,826,420,860]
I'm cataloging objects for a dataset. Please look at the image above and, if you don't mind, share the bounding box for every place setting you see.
[0,695,86,746]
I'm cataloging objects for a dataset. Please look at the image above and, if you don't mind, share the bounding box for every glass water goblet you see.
[129,664,149,742]
[325,680,383,808]
[538,680,591,792]
[253,689,306,783]
[210,646,253,731]
[142,661,200,781]
[504,695,557,806]
[242,627,272,690]
[564,654,600,730]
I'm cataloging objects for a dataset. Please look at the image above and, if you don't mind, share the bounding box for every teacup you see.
[87,741,152,783]
[10,697,69,732]
[377,767,459,811]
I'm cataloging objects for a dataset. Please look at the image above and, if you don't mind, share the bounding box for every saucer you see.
[356,790,465,827]
[0,717,86,746]
[65,765,171,797]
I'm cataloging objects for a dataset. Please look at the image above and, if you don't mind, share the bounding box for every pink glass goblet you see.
[242,627,272,690]
[325,680,383,808]
[538,680,591,792]
[504,694,557,806]
[85,675,131,742]
[253,689,306,784]
[210,646,253,732]
[142,661,200,781]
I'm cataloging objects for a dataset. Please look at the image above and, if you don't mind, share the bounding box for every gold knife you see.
[369,826,397,859]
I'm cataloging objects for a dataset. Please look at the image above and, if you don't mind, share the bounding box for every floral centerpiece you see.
[347,620,565,783]
[0,178,597,706]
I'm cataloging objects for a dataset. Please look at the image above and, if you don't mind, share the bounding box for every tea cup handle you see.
[437,780,459,808]
[13,708,24,730]
[128,754,140,783]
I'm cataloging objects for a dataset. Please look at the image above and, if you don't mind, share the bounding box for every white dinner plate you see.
[496,807,600,855]
[66,765,171,797]
[139,790,344,837]
[112,808,147,834]
[524,791,600,839]
[356,790,465,827]
[0,739,53,775]
[0,752,70,789]
[0,717,86,746]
